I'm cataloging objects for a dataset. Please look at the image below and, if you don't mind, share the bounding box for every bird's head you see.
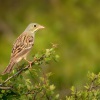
[24,23,45,34]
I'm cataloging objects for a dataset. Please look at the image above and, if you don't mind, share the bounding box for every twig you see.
[4,66,29,84]
[0,86,12,90]
[88,75,98,91]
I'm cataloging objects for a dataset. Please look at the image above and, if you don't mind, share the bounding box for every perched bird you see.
[2,23,44,74]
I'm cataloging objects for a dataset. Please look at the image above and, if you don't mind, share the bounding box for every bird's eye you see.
[34,24,36,27]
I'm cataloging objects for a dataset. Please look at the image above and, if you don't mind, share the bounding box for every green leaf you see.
[71,86,75,92]
[49,84,55,91]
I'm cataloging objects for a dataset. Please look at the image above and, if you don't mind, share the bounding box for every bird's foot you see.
[28,61,32,68]
[24,58,32,68]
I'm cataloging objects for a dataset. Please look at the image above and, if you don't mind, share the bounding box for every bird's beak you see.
[39,25,45,29]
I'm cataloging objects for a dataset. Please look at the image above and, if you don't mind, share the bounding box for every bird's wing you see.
[11,34,34,59]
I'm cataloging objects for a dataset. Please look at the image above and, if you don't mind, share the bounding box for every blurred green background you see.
[0,0,100,98]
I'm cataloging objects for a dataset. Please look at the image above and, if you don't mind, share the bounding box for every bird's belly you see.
[16,51,29,63]
[16,57,23,63]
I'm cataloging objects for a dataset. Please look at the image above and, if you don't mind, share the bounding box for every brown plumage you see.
[2,23,44,74]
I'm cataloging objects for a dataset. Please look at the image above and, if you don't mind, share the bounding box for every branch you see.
[0,86,12,90]
[3,66,29,84]
[88,75,98,91]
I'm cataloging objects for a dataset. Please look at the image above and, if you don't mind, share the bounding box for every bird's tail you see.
[2,61,15,75]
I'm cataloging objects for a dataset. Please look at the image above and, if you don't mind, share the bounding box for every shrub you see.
[0,44,100,100]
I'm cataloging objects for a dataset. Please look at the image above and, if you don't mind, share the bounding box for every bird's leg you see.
[24,58,32,68]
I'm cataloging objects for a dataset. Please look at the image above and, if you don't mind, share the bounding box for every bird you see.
[2,23,44,74]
